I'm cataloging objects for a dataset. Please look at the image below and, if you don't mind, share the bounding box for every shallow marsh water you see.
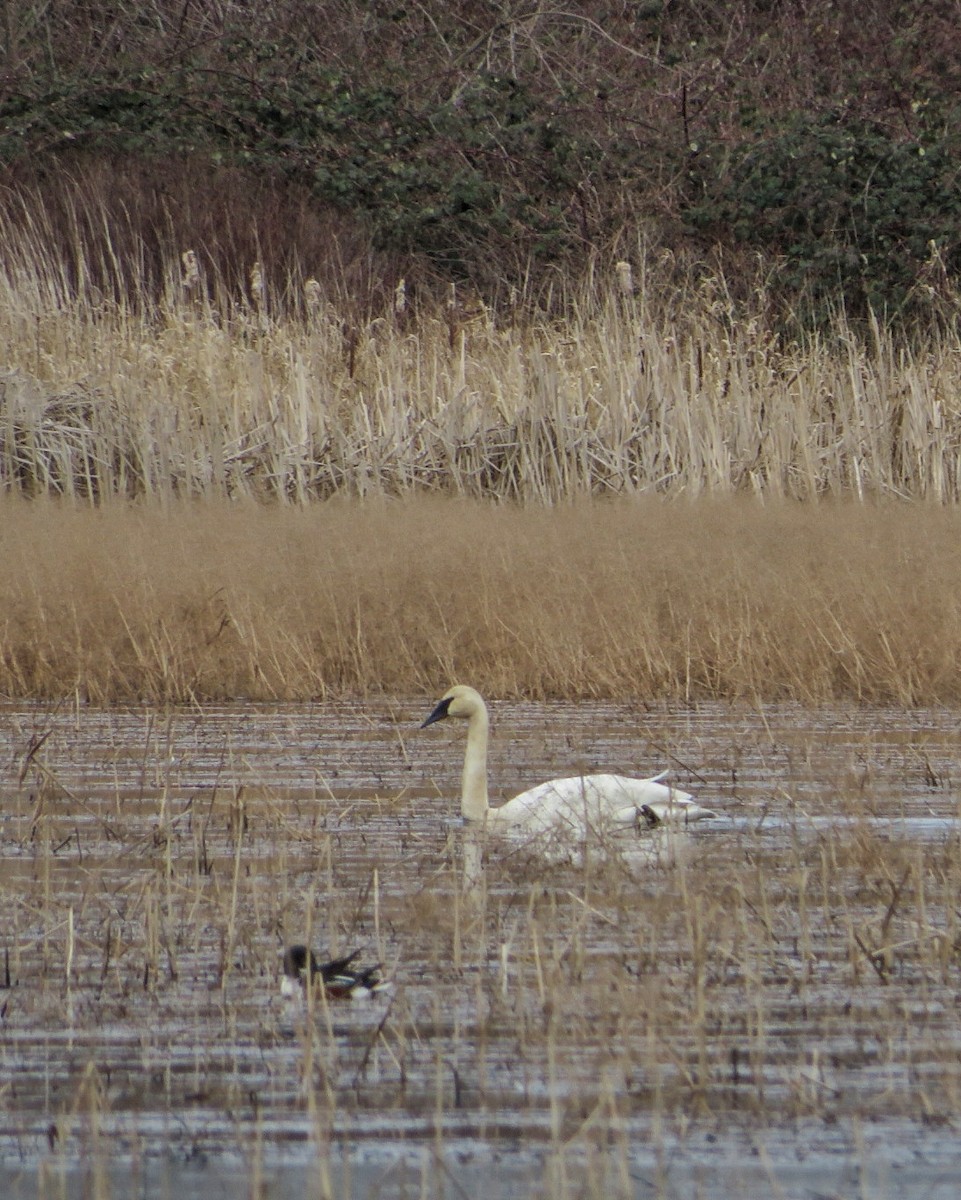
[2,698,961,1198]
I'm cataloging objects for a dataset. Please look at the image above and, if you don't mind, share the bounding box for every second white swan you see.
[421,684,716,839]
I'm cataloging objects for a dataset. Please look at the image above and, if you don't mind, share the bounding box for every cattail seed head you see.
[615,260,635,297]
[181,250,199,291]
[304,278,322,312]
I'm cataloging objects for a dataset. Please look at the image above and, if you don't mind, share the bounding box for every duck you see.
[421,684,716,840]
[281,945,390,1001]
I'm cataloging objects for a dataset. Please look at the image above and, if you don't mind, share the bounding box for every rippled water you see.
[2,698,961,1198]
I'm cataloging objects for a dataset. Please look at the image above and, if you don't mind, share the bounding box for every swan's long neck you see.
[461,704,490,822]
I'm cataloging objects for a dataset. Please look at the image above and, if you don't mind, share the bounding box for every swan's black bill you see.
[421,697,453,728]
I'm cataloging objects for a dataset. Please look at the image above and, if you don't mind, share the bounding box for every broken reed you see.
[3,198,961,502]
[3,495,961,704]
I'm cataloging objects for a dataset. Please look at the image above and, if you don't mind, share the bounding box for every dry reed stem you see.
[1,496,961,704]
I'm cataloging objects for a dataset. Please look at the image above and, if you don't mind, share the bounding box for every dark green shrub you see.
[684,109,961,324]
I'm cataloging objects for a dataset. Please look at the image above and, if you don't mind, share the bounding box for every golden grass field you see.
[3,197,961,709]
[1,495,961,705]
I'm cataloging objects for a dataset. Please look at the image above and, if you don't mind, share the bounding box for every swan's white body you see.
[421,685,715,844]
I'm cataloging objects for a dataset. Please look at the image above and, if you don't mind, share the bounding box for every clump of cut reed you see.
[5,190,961,503]
[2,496,961,704]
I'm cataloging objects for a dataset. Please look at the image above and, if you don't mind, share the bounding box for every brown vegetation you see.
[2,496,960,704]
[2,165,961,707]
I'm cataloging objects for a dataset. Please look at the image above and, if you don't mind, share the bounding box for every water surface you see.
[2,698,961,1197]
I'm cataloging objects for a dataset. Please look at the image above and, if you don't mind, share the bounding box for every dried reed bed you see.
[4,192,961,504]
[2,496,961,705]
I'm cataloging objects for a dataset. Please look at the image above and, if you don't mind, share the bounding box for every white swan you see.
[421,685,716,840]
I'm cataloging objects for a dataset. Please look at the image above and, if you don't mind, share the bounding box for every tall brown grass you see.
[3,189,961,504]
[2,496,960,704]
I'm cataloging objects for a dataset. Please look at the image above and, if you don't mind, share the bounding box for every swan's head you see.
[420,684,487,728]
